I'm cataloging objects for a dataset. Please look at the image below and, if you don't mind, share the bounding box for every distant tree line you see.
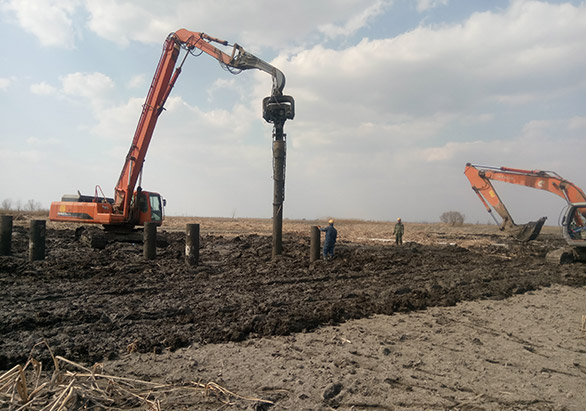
[1,198,46,214]
[440,211,465,226]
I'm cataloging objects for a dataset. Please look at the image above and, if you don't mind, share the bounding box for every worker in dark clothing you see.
[319,219,338,260]
[393,217,404,245]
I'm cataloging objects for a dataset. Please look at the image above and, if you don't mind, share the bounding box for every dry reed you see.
[0,341,273,410]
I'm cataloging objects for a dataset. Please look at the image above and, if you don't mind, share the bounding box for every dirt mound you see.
[1,224,584,371]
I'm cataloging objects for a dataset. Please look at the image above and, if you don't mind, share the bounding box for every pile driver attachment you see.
[262,94,295,258]
[263,95,295,123]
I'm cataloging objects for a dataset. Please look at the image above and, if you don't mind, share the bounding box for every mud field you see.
[1,217,586,409]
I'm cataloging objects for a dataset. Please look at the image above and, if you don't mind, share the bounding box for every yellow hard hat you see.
[328,219,334,224]
[397,217,401,221]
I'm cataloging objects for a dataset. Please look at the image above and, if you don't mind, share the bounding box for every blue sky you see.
[1,0,585,226]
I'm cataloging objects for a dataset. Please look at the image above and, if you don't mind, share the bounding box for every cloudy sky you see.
[1,0,585,226]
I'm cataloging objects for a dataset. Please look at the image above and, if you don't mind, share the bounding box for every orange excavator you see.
[464,163,586,241]
[49,29,294,237]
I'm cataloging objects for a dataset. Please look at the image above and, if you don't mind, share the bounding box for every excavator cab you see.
[544,203,586,263]
[134,190,165,226]
[562,203,586,245]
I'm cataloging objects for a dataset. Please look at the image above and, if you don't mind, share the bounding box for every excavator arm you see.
[114,29,290,222]
[464,163,586,241]
[464,164,516,230]
[174,29,286,96]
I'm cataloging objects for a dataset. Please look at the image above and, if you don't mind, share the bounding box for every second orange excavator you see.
[464,163,586,242]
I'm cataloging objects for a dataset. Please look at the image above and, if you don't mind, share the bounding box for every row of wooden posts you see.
[0,216,325,264]
[141,222,202,265]
[0,216,46,261]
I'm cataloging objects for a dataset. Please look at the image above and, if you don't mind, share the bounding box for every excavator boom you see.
[114,29,288,223]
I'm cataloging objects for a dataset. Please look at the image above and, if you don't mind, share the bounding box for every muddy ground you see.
[1,217,585,409]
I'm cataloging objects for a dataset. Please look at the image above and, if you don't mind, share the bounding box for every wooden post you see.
[185,223,200,266]
[0,215,13,256]
[310,225,320,262]
[29,220,46,261]
[143,222,157,260]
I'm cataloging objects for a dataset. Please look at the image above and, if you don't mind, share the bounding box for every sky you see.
[1,0,585,226]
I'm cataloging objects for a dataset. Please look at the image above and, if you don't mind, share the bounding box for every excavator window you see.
[150,194,163,221]
[568,206,586,240]
[138,193,149,213]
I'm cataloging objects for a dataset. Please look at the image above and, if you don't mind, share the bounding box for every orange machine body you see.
[49,190,164,228]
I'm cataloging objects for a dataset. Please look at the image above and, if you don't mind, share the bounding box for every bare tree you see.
[440,211,465,226]
[1,199,12,211]
[25,199,44,212]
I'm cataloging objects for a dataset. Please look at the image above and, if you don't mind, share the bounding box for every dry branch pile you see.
[0,342,271,410]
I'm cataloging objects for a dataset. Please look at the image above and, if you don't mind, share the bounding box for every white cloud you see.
[0,77,11,89]
[260,1,586,221]
[276,0,586,135]
[90,93,258,171]
[205,78,246,105]
[60,72,115,108]
[84,0,391,48]
[416,0,448,13]
[568,116,586,131]
[89,97,142,143]
[318,0,389,39]
[0,147,43,163]
[84,0,171,47]
[30,82,57,95]
[2,0,81,48]
[26,137,61,146]
[127,74,146,89]
[422,141,482,162]
[417,117,586,173]
[154,96,257,143]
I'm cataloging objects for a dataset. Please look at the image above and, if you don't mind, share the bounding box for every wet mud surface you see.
[1,223,585,372]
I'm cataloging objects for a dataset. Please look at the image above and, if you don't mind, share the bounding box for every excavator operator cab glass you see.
[149,193,163,222]
[138,192,149,213]
[566,206,586,241]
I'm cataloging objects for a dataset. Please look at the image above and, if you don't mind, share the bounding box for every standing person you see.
[319,219,338,260]
[393,217,404,245]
